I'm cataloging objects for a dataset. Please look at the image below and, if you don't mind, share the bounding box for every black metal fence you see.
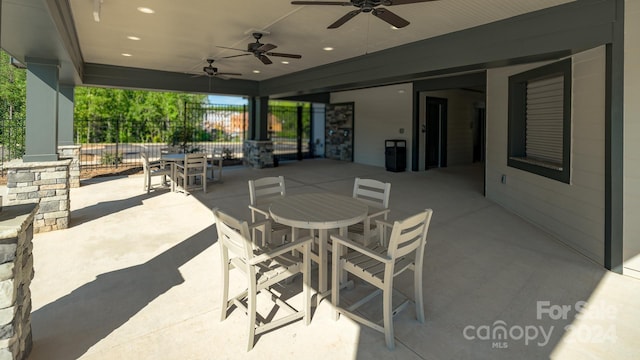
[268,104,313,161]
[76,103,248,170]
[1,102,316,174]
[0,117,26,174]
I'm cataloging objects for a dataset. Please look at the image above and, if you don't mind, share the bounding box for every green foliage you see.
[73,87,207,144]
[222,147,234,160]
[100,152,122,165]
[0,50,27,160]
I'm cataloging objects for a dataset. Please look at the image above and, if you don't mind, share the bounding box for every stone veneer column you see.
[4,159,71,233]
[243,140,274,168]
[0,203,39,360]
[57,145,81,188]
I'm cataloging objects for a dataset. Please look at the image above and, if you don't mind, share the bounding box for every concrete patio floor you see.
[16,159,640,359]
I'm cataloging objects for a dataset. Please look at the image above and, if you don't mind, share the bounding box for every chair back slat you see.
[353,177,391,208]
[213,209,253,262]
[387,209,433,259]
[184,153,207,166]
[249,176,286,206]
[141,151,150,171]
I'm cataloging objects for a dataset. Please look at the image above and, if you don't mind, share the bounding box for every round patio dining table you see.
[269,192,368,296]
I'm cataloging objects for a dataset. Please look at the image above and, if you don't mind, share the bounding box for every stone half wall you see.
[5,159,71,233]
[243,140,274,168]
[0,203,38,360]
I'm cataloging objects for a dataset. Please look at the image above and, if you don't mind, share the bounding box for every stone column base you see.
[5,159,71,233]
[243,140,274,168]
[58,145,81,188]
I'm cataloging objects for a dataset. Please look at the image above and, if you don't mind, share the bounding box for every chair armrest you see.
[375,219,393,229]
[249,236,313,265]
[248,204,270,218]
[330,234,390,263]
[367,208,390,219]
[248,219,272,232]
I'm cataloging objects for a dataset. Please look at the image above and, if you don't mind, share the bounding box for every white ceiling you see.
[69,0,573,82]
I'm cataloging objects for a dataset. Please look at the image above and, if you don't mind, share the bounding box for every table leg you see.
[318,229,328,296]
[339,226,348,285]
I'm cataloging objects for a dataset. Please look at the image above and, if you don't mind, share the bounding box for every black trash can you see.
[385,139,406,172]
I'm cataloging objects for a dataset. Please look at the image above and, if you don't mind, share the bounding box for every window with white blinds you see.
[525,75,564,167]
[507,58,571,183]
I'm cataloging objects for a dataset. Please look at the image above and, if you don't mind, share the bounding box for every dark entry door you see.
[425,97,447,169]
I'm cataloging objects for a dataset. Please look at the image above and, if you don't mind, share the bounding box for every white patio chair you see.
[141,151,171,193]
[331,209,433,350]
[173,153,207,194]
[213,208,312,351]
[248,176,293,245]
[348,177,391,245]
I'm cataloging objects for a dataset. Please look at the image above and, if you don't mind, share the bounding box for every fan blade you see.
[258,55,273,65]
[265,52,302,59]
[216,46,247,52]
[222,53,251,59]
[372,8,409,28]
[257,43,277,52]
[216,72,242,76]
[291,1,352,5]
[385,0,439,5]
[328,9,361,29]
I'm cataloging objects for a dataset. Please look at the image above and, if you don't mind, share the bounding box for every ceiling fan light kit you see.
[218,32,302,65]
[291,0,438,29]
[197,59,242,79]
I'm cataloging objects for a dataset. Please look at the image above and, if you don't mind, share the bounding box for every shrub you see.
[101,152,123,165]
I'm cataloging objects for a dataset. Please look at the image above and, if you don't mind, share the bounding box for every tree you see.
[73,87,206,144]
[0,50,27,160]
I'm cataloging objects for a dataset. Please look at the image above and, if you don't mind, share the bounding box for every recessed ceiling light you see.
[137,7,155,14]
[127,36,141,41]
[281,61,289,64]
[323,47,334,51]
[121,53,132,57]
[397,89,406,94]
[253,70,260,74]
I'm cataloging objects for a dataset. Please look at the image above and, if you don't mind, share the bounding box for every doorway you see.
[473,107,486,163]
[425,96,447,169]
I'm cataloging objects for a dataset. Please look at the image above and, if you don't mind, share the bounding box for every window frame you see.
[507,59,572,183]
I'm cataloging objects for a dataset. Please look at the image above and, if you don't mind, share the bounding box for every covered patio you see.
[23,159,640,359]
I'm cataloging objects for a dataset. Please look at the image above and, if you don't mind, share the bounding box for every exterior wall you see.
[330,83,413,168]
[486,46,606,264]
[418,89,485,169]
[623,0,640,277]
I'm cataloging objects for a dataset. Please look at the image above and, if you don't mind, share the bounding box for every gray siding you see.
[623,0,640,277]
[486,47,606,264]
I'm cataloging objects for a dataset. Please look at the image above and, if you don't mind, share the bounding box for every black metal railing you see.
[1,102,318,174]
[0,117,26,174]
[268,104,313,161]
[75,103,248,171]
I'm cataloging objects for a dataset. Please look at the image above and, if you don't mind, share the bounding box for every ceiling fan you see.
[291,0,438,29]
[218,32,302,65]
[196,59,242,79]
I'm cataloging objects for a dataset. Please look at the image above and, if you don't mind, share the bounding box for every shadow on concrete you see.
[70,188,170,226]
[28,225,216,360]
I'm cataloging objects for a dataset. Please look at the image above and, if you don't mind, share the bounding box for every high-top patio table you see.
[160,153,185,192]
[269,192,368,297]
